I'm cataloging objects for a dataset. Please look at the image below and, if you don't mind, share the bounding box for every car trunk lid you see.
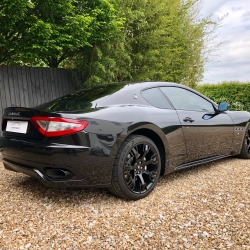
[2,107,60,139]
[2,107,90,140]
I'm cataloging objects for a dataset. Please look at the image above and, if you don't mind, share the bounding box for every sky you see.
[200,0,250,83]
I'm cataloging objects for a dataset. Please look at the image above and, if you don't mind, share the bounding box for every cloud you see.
[241,11,250,18]
[201,0,250,83]
[200,0,232,17]
[241,11,250,22]
[232,7,242,11]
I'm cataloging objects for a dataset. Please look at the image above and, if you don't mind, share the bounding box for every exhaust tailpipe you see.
[45,168,73,179]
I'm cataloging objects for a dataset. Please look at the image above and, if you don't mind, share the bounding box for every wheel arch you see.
[127,125,168,176]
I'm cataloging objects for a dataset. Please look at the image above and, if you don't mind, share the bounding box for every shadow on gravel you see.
[10,157,237,204]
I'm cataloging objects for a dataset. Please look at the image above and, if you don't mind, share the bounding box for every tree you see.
[73,0,220,87]
[0,0,33,63]
[1,0,220,87]
[113,0,219,87]
[0,0,123,67]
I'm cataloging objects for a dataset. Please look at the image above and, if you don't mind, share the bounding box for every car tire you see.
[239,124,250,159]
[108,135,161,200]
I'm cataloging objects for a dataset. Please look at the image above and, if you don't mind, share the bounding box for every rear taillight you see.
[30,116,89,137]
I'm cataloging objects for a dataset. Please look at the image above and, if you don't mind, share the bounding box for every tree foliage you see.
[0,0,33,63]
[0,0,220,86]
[74,0,220,87]
[196,81,250,111]
[0,0,122,67]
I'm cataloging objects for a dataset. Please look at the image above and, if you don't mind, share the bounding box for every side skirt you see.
[175,154,231,171]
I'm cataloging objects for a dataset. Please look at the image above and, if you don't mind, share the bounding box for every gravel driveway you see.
[0,156,249,249]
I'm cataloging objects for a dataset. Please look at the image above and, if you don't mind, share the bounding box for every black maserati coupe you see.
[1,82,250,200]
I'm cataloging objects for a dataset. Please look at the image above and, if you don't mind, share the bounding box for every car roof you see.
[120,81,180,90]
[36,81,217,112]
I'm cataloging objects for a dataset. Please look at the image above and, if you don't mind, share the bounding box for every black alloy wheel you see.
[239,124,250,159]
[109,135,161,200]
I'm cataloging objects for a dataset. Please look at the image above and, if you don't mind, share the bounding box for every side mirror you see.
[218,102,229,112]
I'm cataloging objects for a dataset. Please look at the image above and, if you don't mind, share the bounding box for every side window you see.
[160,87,214,111]
[141,88,173,109]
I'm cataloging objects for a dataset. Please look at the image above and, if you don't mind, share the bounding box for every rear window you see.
[36,84,127,111]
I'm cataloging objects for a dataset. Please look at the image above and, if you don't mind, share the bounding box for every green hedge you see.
[195,81,250,112]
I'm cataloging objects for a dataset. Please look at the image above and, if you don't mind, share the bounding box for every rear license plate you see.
[6,120,28,134]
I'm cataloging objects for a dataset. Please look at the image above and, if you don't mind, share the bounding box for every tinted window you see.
[36,83,157,111]
[160,87,214,111]
[36,84,128,111]
[141,88,172,109]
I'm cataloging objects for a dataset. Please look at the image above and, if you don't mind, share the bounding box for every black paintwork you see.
[1,82,250,187]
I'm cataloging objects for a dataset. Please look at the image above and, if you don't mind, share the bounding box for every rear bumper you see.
[0,134,122,188]
[3,159,110,188]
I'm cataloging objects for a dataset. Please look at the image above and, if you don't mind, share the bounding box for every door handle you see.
[183,117,194,123]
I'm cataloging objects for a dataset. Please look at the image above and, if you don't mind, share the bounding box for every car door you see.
[160,87,234,163]
[141,87,187,168]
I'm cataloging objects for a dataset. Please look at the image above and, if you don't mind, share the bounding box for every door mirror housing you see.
[218,102,229,112]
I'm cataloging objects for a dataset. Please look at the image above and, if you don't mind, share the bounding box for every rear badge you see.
[8,112,20,116]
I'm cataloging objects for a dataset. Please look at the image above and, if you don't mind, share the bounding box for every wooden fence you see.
[0,66,82,134]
